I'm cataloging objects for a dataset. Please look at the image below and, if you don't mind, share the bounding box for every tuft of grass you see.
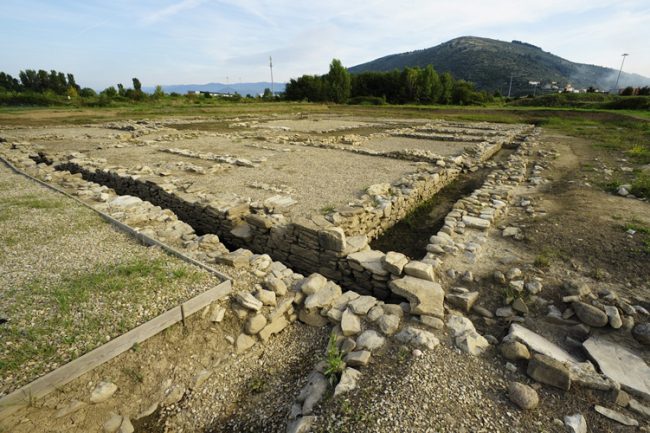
[122,367,144,384]
[631,172,650,199]
[320,205,336,215]
[592,267,608,281]
[533,247,567,269]
[623,221,650,254]
[626,144,650,164]
[324,333,345,387]
[247,376,267,394]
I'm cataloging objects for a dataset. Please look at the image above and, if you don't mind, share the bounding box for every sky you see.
[1,0,649,89]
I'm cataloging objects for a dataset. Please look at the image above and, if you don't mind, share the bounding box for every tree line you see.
[0,69,81,96]
[0,69,167,105]
[284,59,492,105]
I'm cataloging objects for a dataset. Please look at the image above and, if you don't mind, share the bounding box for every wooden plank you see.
[183,280,232,316]
[0,280,232,419]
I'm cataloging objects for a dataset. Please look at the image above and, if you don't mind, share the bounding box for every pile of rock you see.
[553,281,648,340]
[499,323,650,428]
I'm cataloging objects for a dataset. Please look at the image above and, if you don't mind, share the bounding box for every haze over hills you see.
[142,82,286,96]
[349,36,650,96]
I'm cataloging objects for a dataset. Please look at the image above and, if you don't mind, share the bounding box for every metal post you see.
[269,56,274,96]
[507,73,513,98]
[614,53,629,91]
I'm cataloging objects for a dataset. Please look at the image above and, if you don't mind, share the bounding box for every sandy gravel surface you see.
[89,141,417,218]
[252,118,379,133]
[362,135,475,155]
[0,164,221,396]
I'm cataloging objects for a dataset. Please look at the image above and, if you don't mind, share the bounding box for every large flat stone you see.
[348,250,388,276]
[388,276,444,317]
[303,282,342,310]
[403,261,436,281]
[506,324,580,364]
[318,227,346,252]
[583,336,650,400]
[462,215,490,230]
[527,354,571,391]
[446,291,479,312]
[594,405,638,427]
[110,195,142,208]
[341,309,361,336]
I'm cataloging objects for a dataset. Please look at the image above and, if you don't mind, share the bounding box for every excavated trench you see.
[31,141,518,299]
[370,146,517,259]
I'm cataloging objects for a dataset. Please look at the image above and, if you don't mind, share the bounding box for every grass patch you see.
[324,333,345,387]
[631,172,650,198]
[627,144,650,164]
[1,194,64,209]
[402,195,436,229]
[1,257,209,386]
[623,221,650,254]
[533,247,567,268]
[0,194,64,223]
[42,258,198,313]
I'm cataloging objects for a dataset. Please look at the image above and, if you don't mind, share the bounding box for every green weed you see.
[623,221,650,254]
[324,333,345,387]
[247,376,267,394]
[122,367,144,384]
[631,172,650,198]
[320,205,336,215]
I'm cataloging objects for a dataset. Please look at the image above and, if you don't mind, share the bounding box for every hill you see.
[349,36,650,96]
[142,82,286,96]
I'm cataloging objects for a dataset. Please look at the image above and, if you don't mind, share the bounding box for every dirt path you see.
[524,132,650,296]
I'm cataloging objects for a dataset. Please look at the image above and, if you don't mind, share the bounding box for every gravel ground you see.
[0,163,221,396]
[251,118,379,133]
[362,135,474,156]
[62,135,417,219]
[163,322,329,433]
[313,340,559,433]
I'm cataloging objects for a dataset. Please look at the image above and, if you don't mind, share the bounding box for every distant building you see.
[186,90,234,97]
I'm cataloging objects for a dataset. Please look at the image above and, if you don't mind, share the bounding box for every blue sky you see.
[1,0,649,89]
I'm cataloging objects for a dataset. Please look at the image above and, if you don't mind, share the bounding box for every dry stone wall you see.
[19,122,533,303]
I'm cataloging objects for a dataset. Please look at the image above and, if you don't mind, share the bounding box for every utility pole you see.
[614,53,629,92]
[529,81,540,97]
[269,56,274,96]
[507,73,513,98]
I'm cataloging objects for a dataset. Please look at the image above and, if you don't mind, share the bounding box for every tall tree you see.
[132,77,142,92]
[66,73,79,91]
[439,72,454,104]
[326,59,351,103]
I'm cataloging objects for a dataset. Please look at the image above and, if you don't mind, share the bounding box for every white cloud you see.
[141,0,205,25]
